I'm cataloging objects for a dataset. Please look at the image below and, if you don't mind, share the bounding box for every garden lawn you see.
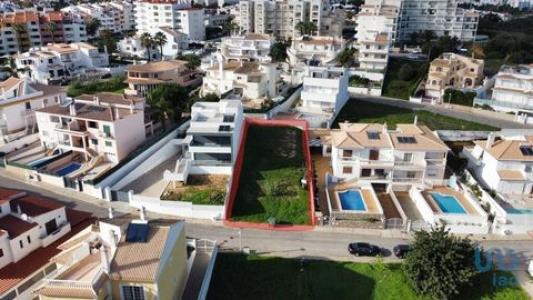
[333,99,497,131]
[231,125,310,225]
[382,58,428,100]
[207,253,529,300]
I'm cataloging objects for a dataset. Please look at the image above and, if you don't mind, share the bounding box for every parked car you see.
[348,242,382,256]
[393,244,412,258]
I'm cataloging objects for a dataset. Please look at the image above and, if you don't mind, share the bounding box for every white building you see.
[329,122,449,186]
[134,0,193,35]
[219,34,273,63]
[165,100,244,182]
[201,57,282,101]
[238,0,345,40]
[179,9,206,41]
[287,36,345,67]
[62,3,123,34]
[0,189,71,269]
[0,77,66,144]
[14,43,109,85]
[35,95,146,164]
[300,66,349,114]
[479,65,533,113]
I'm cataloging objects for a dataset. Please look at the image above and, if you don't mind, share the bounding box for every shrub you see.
[398,64,416,81]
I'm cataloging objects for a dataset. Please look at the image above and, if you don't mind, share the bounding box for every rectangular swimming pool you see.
[431,192,466,214]
[55,162,81,177]
[338,190,367,211]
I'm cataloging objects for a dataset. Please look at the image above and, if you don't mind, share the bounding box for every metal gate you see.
[110,190,131,202]
[410,220,431,232]
[385,218,404,230]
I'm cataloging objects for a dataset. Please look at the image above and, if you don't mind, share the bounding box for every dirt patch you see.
[161,175,229,205]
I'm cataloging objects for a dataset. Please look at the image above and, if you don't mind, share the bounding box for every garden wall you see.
[223,118,316,230]
[0,133,40,153]
[131,194,223,219]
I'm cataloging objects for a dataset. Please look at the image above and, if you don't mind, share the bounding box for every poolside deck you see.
[394,191,423,221]
[328,180,381,214]
[312,154,333,215]
[422,186,478,215]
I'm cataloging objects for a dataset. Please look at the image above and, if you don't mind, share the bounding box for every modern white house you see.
[14,43,109,84]
[300,66,349,114]
[201,56,282,101]
[0,77,66,145]
[219,34,273,63]
[0,188,71,270]
[474,65,533,114]
[164,100,244,183]
[287,36,345,67]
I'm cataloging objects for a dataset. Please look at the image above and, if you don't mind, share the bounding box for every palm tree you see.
[296,21,317,36]
[296,21,306,36]
[140,32,154,62]
[153,32,168,60]
[12,24,28,52]
[86,18,101,37]
[46,21,57,44]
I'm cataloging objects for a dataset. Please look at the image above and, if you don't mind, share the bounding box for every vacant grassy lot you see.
[207,253,529,300]
[333,99,497,131]
[231,125,310,225]
[382,58,428,100]
[160,175,228,205]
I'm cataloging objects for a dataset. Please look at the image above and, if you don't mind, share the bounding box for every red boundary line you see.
[223,118,316,231]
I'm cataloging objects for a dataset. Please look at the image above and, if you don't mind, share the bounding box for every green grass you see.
[382,58,428,100]
[161,187,226,205]
[333,99,497,131]
[207,253,529,300]
[231,125,310,225]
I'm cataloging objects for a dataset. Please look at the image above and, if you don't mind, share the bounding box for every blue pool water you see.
[505,207,533,214]
[55,163,81,177]
[338,190,366,211]
[431,192,466,214]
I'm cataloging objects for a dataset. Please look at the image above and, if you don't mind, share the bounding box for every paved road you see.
[351,95,533,129]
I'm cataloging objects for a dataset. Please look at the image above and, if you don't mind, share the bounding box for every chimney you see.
[108,107,114,121]
[108,207,114,219]
[130,103,135,114]
[413,115,418,126]
[69,103,77,116]
[114,107,120,120]
[100,246,110,273]
[16,205,22,215]
[140,206,146,221]
[94,95,100,105]
[382,122,388,133]
[486,132,495,149]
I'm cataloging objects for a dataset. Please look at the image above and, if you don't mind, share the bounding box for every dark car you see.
[393,244,412,258]
[348,242,382,256]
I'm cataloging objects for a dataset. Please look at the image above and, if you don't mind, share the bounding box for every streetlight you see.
[238,228,242,252]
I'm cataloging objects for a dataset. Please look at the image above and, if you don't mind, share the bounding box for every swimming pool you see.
[55,162,81,177]
[338,190,367,211]
[505,207,533,214]
[431,192,466,214]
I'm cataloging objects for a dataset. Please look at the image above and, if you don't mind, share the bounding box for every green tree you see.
[177,53,201,69]
[296,21,317,35]
[46,22,57,44]
[98,30,117,54]
[140,32,155,61]
[403,224,478,300]
[336,47,356,66]
[269,39,290,62]
[222,21,239,35]
[146,83,189,128]
[153,31,168,60]
[12,24,28,52]
[86,18,101,37]
[398,64,416,81]
[201,93,220,102]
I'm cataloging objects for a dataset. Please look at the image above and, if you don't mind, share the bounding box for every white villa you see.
[219,34,273,63]
[300,66,349,114]
[0,77,66,145]
[0,189,71,269]
[165,100,244,183]
[287,36,345,67]
[201,58,282,101]
[14,43,109,84]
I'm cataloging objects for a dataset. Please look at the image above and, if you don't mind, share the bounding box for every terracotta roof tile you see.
[10,195,64,217]
[0,215,38,239]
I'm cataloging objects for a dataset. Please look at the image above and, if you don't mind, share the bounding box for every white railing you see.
[44,279,93,289]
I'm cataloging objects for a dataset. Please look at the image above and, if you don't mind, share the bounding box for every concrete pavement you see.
[351,95,533,129]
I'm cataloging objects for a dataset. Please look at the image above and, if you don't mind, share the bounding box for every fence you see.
[131,194,224,219]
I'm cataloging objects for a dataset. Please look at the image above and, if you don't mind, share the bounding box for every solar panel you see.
[520,145,533,156]
[398,136,417,144]
[126,223,150,243]
[367,132,380,140]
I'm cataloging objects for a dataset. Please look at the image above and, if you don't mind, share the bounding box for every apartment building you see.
[287,36,345,67]
[300,66,349,113]
[330,121,449,186]
[219,34,273,63]
[37,216,217,300]
[0,9,87,56]
[35,97,146,164]
[125,60,202,96]
[201,59,281,101]
[425,52,484,101]
[14,43,109,85]
[0,77,65,143]
[0,189,71,270]
[477,64,533,113]
[63,3,121,34]
[464,133,533,196]
[179,8,206,41]
[238,0,345,40]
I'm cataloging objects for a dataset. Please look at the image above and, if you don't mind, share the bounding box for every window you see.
[403,153,413,162]
[343,166,352,174]
[0,248,3,258]
[103,125,111,136]
[367,132,380,140]
[27,236,31,244]
[122,285,145,300]
[88,121,98,129]
[19,240,23,248]
[105,141,112,147]
[25,102,31,110]
[91,139,98,145]
[342,150,352,158]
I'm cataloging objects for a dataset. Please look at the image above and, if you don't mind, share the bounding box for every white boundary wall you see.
[131,194,224,219]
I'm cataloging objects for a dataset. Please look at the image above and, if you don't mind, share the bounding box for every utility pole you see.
[239,228,242,252]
